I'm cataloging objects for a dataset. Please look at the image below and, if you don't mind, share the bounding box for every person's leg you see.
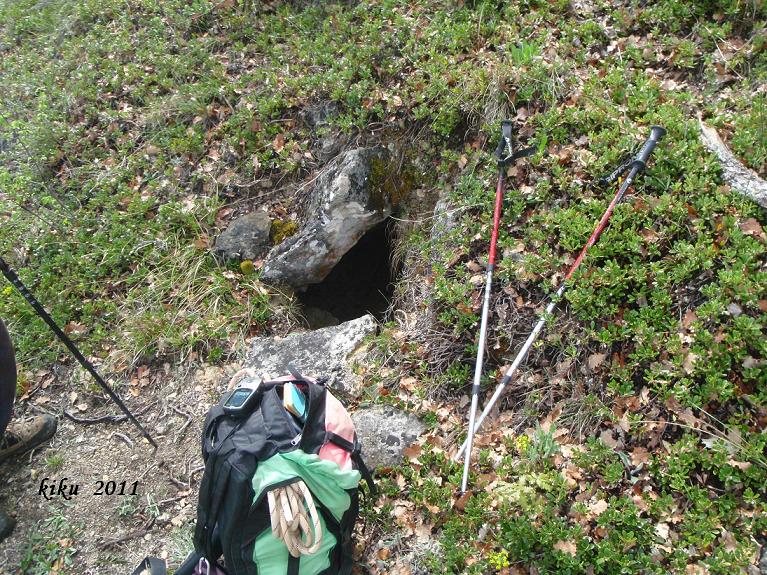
[0,319,57,464]
[0,319,18,541]
[0,318,16,437]
[0,319,57,542]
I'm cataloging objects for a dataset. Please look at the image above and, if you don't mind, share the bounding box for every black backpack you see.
[183,369,374,575]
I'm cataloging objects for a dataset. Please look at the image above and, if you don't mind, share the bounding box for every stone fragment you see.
[352,405,426,469]
[261,147,393,289]
[213,211,272,262]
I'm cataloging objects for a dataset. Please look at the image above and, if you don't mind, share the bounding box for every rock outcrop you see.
[261,147,393,289]
[699,118,767,210]
[352,405,426,469]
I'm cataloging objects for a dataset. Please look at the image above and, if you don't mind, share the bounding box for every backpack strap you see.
[325,431,377,498]
[195,413,240,560]
[130,557,166,575]
[174,551,205,575]
[194,454,232,559]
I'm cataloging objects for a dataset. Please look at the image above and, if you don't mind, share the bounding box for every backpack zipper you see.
[290,433,302,447]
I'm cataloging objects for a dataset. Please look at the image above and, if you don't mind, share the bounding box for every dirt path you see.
[0,358,243,574]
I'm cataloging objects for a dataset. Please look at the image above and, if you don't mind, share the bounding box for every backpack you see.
[188,367,375,575]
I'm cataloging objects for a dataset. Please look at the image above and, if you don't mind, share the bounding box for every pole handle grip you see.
[633,125,666,170]
[495,120,513,162]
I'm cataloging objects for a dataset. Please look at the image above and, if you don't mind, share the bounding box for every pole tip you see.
[649,125,666,140]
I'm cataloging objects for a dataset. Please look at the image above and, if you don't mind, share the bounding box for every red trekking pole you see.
[455,126,666,484]
[460,121,535,493]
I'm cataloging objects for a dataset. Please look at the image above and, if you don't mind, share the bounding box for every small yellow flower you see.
[488,549,510,571]
[515,434,531,454]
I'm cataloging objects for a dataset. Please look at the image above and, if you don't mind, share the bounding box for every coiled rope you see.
[267,481,323,557]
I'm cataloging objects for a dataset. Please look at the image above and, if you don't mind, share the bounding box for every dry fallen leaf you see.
[466,260,483,272]
[739,217,764,237]
[553,539,577,556]
[402,444,422,461]
[273,133,285,153]
[655,522,670,540]
[630,447,650,466]
[588,352,607,370]
[599,429,619,449]
[590,499,609,516]
[682,351,698,374]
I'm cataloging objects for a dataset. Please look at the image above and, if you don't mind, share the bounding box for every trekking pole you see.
[0,257,158,449]
[454,125,666,468]
[460,120,536,493]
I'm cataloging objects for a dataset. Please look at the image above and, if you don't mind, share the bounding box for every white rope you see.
[267,481,323,557]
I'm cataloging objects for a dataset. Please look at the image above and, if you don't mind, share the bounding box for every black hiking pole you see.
[460,120,536,493]
[0,257,158,449]
[454,126,666,472]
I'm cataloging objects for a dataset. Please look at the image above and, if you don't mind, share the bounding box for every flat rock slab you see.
[352,405,426,469]
[246,315,376,395]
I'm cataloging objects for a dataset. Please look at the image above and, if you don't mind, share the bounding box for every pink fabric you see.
[266,376,354,471]
[318,392,354,471]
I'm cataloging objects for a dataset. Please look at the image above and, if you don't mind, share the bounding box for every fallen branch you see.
[97,518,155,550]
[171,405,193,442]
[699,117,767,210]
[167,474,188,489]
[63,403,154,425]
[109,431,134,448]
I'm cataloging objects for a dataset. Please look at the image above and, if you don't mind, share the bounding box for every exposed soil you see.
[0,359,243,573]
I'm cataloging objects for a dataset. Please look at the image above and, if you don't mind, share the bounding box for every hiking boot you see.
[0,510,15,542]
[0,415,57,464]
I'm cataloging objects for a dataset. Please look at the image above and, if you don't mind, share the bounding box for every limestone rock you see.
[213,211,272,262]
[352,405,426,469]
[699,118,767,210]
[246,314,376,396]
[261,147,392,289]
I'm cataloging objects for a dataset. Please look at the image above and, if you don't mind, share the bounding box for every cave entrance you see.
[297,219,398,329]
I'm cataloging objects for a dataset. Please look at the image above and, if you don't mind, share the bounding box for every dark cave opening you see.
[297,219,398,329]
